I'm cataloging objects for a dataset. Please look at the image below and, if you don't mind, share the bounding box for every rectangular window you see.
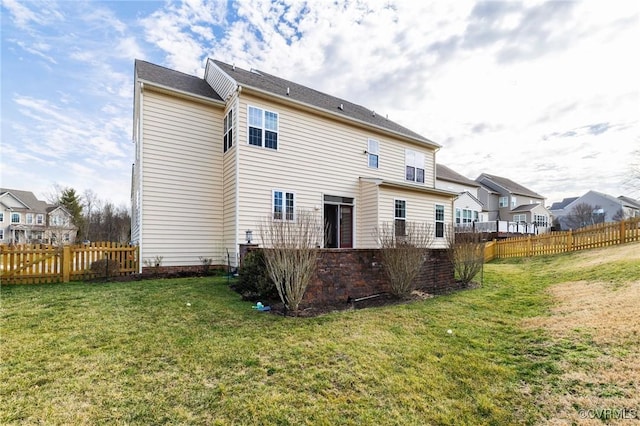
[0,229,3,240]
[534,214,548,227]
[26,213,34,224]
[435,204,445,238]
[273,190,295,221]
[36,214,44,225]
[455,208,461,224]
[513,214,526,223]
[394,199,406,237]
[248,106,278,149]
[11,213,20,224]
[367,139,379,168]
[474,211,479,222]
[0,212,3,222]
[405,150,425,183]
[223,109,234,152]
[499,196,508,208]
[511,197,517,208]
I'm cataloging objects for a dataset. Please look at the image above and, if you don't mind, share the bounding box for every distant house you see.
[550,190,640,230]
[475,173,552,233]
[435,164,486,227]
[0,188,77,245]
[131,59,457,269]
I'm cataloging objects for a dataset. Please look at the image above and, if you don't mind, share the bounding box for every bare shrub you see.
[446,226,485,287]
[259,210,322,314]
[90,258,120,279]
[374,221,435,298]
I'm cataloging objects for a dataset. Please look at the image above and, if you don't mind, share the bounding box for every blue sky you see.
[1,0,638,207]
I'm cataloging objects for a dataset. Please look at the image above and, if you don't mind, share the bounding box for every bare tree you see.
[259,210,322,314]
[565,203,604,229]
[446,226,485,287]
[374,221,435,298]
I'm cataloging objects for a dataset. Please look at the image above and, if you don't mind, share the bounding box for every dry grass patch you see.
[522,244,640,425]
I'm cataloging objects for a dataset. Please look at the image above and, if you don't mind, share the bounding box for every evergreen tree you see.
[59,187,85,239]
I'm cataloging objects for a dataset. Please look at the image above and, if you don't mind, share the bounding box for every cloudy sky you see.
[2,0,638,207]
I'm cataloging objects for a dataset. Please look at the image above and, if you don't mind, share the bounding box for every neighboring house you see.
[550,190,640,230]
[131,59,457,269]
[475,173,552,233]
[0,188,77,245]
[435,164,487,227]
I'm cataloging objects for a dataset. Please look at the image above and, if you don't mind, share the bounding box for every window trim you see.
[367,138,379,169]
[0,212,3,222]
[435,204,445,238]
[394,199,406,237]
[36,214,44,225]
[223,108,234,153]
[248,105,279,150]
[11,213,21,224]
[272,189,295,221]
[499,196,508,208]
[405,149,425,183]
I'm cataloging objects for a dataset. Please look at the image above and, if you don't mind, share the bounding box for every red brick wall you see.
[303,248,456,305]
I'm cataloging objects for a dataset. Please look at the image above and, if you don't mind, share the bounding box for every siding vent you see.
[287,87,290,96]
[372,110,376,117]
[339,103,344,110]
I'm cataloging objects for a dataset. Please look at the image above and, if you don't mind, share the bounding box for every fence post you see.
[620,220,626,244]
[567,230,573,252]
[62,245,71,282]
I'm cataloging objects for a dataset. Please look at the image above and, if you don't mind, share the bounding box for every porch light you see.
[246,230,253,244]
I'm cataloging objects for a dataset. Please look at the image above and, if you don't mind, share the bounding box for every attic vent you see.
[250,68,262,75]
[287,87,290,96]
[339,103,344,110]
[372,110,376,117]
[232,64,236,71]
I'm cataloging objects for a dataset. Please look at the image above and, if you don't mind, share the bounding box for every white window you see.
[456,208,476,225]
[511,197,517,208]
[36,214,44,225]
[0,212,3,222]
[435,204,445,238]
[534,214,548,227]
[367,139,379,168]
[499,196,508,208]
[248,106,278,149]
[513,214,526,223]
[0,229,3,240]
[51,215,63,226]
[395,199,406,237]
[11,213,20,224]
[26,213,34,224]
[405,150,425,183]
[273,190,295,221]
[223,109,234,152]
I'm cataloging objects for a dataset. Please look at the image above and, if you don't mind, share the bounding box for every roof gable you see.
[209,59,438,147]
[0,188,50,212]
[135,60,223,101]
[436,164,480,187]
[549,197,579,211]
[476,173,544,199]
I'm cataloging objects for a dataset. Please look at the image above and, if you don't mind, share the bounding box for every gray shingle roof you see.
[212,60,438,146]
[135,60,223,101]
[436,164,479,187]
[0,188,51,212]
[549,197,579,211]
[476,173,544,199]
[618,195,640,209]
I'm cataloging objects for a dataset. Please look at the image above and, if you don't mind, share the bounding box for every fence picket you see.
[485,218,640,260]
[1,242,139,284]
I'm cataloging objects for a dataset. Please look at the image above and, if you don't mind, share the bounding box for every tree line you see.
[49,186,131,244]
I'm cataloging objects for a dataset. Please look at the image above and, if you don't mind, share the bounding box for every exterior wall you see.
[436,179,479,198]
[139,89,225,267]
[358,179,380,248]
[454,192,485,224]
[303,249,456,306]
[234,92,444,248]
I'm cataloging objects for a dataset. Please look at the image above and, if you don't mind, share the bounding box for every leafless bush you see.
[259,210,322,314]
[446,226,485,287]
[374,221,435,298]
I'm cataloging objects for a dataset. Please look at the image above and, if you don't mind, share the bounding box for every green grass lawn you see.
[2,244,638,425]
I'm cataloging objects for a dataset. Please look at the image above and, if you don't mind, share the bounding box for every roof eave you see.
[239,84,441,150]
[138,78,226,107]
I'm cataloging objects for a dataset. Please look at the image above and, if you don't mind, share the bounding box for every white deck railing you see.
[456,221,549,235]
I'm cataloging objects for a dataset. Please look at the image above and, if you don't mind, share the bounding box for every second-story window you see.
[36,214,44,225]
[367,138,379,168]
[223,109,234,153]
[26,213,34,224]
[499,196,508,207]
[249,106,278,150]
[11,213,20,224]
[0,212,4,222]
[405,150,425,183]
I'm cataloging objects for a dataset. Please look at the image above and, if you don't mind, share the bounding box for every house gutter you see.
[238,85,441,150]
[138,79,226,107]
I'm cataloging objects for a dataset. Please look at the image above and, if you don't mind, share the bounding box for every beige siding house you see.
[131,59,456,269]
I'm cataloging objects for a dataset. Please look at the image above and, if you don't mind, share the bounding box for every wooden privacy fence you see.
[0,242,139,284]
[484,217,640,261]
